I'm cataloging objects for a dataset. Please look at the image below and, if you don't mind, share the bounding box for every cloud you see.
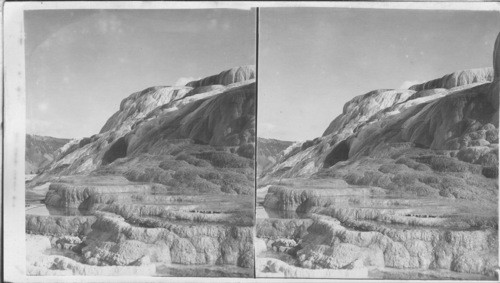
[399,80,422,89]
[173,77,197,86]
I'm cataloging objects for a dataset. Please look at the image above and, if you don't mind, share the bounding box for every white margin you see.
[3,1,500,283]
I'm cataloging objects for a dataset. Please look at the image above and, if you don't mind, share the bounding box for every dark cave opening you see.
[323,139,350,168]
[102,137,128,165]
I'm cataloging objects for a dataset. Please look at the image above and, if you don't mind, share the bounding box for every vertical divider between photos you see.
[253,6,259,279]
[0,4,4,280]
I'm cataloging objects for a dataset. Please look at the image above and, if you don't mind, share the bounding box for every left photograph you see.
[24,8,256,277]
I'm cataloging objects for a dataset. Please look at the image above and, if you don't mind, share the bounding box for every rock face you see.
[262,33,499,185]
[29,66,255,185]
[25,134,70,174]
[408,68,493,92]
[186,65,255,88]
[26,66,256,277]
[257,138,293,176]
[99,86,193,134]
[257,33,499,279]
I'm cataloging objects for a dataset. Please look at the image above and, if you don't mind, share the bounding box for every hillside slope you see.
[25,134,70,174]
[257,138,293,176]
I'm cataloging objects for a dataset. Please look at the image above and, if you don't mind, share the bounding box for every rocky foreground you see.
[256,34,500,279]
[26,66,256,277]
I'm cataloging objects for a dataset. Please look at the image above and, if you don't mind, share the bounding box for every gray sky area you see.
[258,8,500,142]
[26,9,256,139]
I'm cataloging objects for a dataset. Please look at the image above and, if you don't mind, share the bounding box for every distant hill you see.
[257,137,293,176]
[25,134,70,174]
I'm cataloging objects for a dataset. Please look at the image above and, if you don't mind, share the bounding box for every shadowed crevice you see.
[102,137,128,165]
[323,140,350,168]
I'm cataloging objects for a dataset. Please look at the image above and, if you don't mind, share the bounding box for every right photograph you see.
[256,7,500,280]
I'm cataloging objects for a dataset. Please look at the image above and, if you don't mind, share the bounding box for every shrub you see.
[415,164,432,171]
[456,147,491,164]
[415,155,481,174]
[378,164,406,174]
[467,130,486,141]
[159,160,189,171]
[437,177,474,200]
[344,171,364,185]
[175,153,197,163]
[221,182,250,195]
[192,178,220,193]
[175,153,212,168]
[124,167,171,183]
[417,175,440,185]
[360,170,390,187]
[172,168,199,184]
[195,151,250,168]
[481,123,496,131]
[198,171,222,181]
[405,184,439,197]
[482,166,498,179]
[225,134,240,146]
[395,157,420,169]
[390,172,419,188]
[444,139,462,150]
[475,153,498,167]
[485,129,499,143]
[218,172,252,195]
[237,143,255,159]
[194,159,211,168]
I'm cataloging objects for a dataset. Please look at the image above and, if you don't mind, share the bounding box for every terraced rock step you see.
[26,163,255,276]
[256,179,498,279]
[27,209,254,276]
[26,173,255,277]
[27,234,157,276]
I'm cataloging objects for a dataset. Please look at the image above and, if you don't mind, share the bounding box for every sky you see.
[25,9,256,139]
[258,8,500,142]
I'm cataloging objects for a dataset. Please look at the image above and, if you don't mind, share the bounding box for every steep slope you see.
[25,134,70,174]
[408,68,493,92]
[29,66,256,184]
[263,68,497,184]
[26,66,256,277]
[257,138,293,176]
[257,34,499,279]
[186,65,255,88]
